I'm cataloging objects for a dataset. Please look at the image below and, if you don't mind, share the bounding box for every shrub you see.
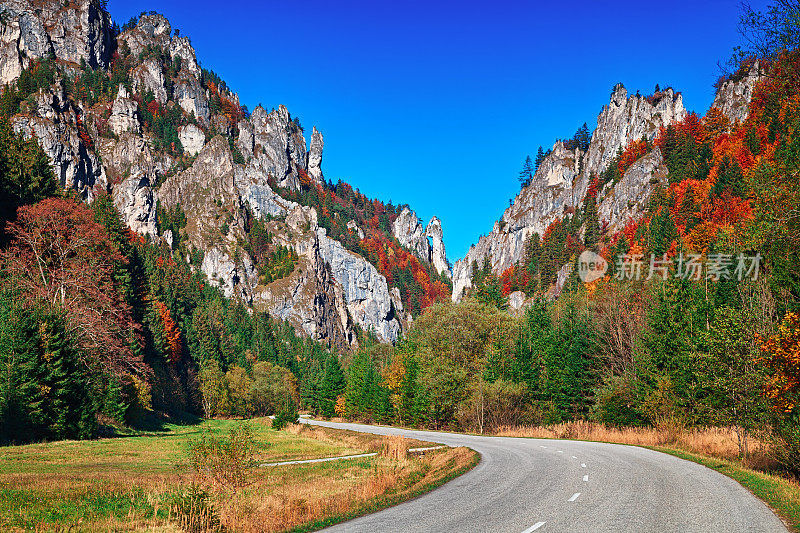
[272,404,299,430]
[187,424,258,492]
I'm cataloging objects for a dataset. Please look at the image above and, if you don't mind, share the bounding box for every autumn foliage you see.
[1,197,144,374]
[155,299,182,364]
[761,312,800,415]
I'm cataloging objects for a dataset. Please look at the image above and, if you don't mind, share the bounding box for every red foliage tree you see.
[155,299,182,363]
[1,197,145,375]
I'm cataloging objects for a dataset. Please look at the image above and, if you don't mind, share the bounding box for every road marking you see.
[581,463,586,468]
[540,445,547,449]
[571,455,577,459]
[568,492,581,502]
[521,521,546,532]
[583,475,589,482]
[557,450,564,453]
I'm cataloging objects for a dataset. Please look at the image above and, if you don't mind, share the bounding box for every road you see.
[300,418,788,533]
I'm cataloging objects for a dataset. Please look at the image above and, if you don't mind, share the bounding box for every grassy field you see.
[0,418,477,532]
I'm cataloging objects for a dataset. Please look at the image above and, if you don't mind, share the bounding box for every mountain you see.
[451,70,761,302]
[0,1,453,348]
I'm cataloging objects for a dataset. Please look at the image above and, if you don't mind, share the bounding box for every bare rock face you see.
[347,219,365,240]
[100,132,174,237]
[108,85,140,136]
[169,36,200,77]
[242,104,308,190]
[317,228,402,343]
[307,126,324,182]
[132,58,167,104]
[598,148,668,233]
[452,83,686,301]
[179,123,205,156]
[0,3,52,85]
[174,70,210,125]
[712,63,761,125]
[425,216,450,278]
[118,12,171,58]
[584,85,685,179]
[0,0,113,86]
[393,207,429,260]
[158,137,256,301]
[12,82,106,198]
[390,207,452,277]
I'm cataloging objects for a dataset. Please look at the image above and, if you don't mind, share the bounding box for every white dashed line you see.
[571,455,577,459]
[581,463,586,468]
[568,492,581,502]
[583,475,589,482]
[557,450,564,453]
[540,445,547,449]
[521,521,546,532]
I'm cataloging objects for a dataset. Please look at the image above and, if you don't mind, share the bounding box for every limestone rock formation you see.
[712,63,761,125]
[307,126,324,182]
[241,105,309,190]
[0,0,113,86]
[174,70,210,125]
[132,58,167,104]
[452,84,686,301]
[108,85,140,136]
[391,207,451,278]
[157,137,256,301]
[393,207,429,260]
[179,124,205,156]
[100,132,173,237]
[317,228,402,343]
[598,148,668,233]
[12,82,106,198]
[426,217,450,277]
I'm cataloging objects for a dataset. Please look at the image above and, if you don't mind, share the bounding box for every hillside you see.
[452,74,759,302]
[0,1,452,350]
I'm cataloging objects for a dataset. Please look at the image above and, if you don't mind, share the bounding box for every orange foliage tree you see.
[155,299,182,364]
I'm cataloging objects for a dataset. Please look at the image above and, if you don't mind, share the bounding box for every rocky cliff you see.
[1,0,112,86]
[452,70,763,301]
[1,3,422,347]
[392,206,451,278]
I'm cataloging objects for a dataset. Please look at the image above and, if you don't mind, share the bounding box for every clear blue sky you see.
[110,0,764,261]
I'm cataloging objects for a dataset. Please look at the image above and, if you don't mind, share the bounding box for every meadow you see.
[0,417,477,532]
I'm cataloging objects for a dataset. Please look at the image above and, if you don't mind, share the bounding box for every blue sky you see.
[110,0,764,261]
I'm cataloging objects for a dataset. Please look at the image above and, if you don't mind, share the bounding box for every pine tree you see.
[519,155,535,188]
[534,146,545,171]
[320,354,345,416]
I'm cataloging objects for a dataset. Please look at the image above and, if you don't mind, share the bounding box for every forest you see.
[0,0,798,491]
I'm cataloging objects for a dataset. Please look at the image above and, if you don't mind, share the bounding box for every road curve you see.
[301,419,787,533]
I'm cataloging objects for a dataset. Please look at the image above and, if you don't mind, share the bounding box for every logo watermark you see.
[578,252,761,283]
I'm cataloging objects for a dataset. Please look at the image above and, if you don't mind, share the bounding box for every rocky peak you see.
[451,82,686,301]
[307,126,324,182]
[584,84,685,179]
[425,216,450,278]
[0,0,113,86]
[712,62,761,125]
[393,207,429,259]
[108,84,140,136]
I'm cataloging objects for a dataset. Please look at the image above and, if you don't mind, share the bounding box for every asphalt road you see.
[300,418,788,533]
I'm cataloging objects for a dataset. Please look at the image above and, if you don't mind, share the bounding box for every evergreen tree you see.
[534,146,546,171]
[519,156,535,188]
[320,354,345,416]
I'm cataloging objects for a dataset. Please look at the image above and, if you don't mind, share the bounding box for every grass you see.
[496,421,800,532]
[0,418,477,532]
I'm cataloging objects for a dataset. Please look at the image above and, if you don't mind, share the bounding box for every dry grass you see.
[495,421,773,467]
[0,419,474,532]
[214,446,476,533]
